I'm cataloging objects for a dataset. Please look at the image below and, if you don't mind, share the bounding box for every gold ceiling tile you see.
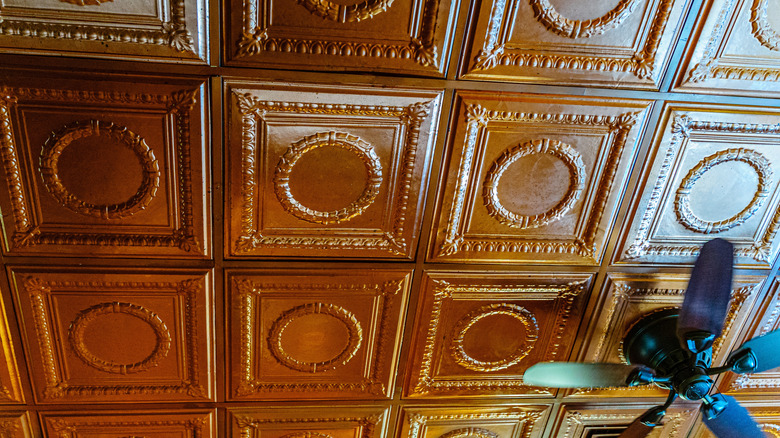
[224,0,457,75]
[429,92,649,265]
[0,289,23,404]
[673,0,780,96]
[0,0,207,62]
[40,410,215,438]
[548,403,698,437]
[225,81,441,259]
[10,268,214,403]
[398,405,551,438]
[0,76,210,259]
[226,269,410,400]
[404,271,592,398]
[719,275,780,395]
[687,403,780,437]
[568,273,763,399]
[228,406,389,438]
[460,0,691,88]
[0,412,33,438]
[615,103,780,267]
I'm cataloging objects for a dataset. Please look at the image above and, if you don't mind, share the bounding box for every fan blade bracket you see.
[681,330,717,355]
[627,367,657,386]
[728,348,758,374]
[702,393,729,420]
[638,406,666,426]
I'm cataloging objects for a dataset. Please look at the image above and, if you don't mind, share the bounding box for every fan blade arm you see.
[701,393,766,438]
[725,328,780,374]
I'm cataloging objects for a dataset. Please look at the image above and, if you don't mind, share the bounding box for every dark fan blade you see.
[618,406,665,438]
[702,394,765,438]
[678,238,733,353]
[729,328,780,373]
[523,362,647,388]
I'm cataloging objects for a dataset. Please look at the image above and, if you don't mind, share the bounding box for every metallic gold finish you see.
[226,81,440,259]
[405,272,592,397]
[40,411,215,438]
[11,268,214,403]
[229,407,389,438]
[462,0,690,87]
[228,269,410,399]
[399,406,551,438]
[430,92,649,264]
[0,412,33,438]
[0,291,23,404]
[616,104,780,266]
[549,404,698,437]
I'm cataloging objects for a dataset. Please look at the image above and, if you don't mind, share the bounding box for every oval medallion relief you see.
[297,0,393,23]
[39,120,160,220]
[483,139,585,230]
[68,302,171,374]
[438,429,499,438]
[450,303,539,372]
[675,148,772,234]
[274,131,383,225]
[268,302,363,373]
[529,0,641,38]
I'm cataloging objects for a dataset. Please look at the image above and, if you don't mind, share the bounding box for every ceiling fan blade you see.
[728,328,780,373]
[701,394,765,438]
[523,362,648,388]
[618,406,666,438]
[677,238,734,353]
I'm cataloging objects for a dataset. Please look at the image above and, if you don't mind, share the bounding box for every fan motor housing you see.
[623,308,714,400]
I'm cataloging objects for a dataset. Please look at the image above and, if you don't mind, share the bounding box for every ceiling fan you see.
[523,238,780,438]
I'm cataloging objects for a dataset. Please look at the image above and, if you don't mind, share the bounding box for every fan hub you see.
[624,308,714,399]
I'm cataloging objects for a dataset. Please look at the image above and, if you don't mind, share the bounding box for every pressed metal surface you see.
[2,0,780,436]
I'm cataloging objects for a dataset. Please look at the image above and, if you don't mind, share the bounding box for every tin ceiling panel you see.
[0,291,23,404]
[460,0,691,88]
[224,0,458,75]
[673,0,780,96]
[429,92,649,265]
[398,405,552,438]
[0,76,210,259]
[228,406,390,438]
[0,412,33,438]
[405,272,592,398]
[548,403,698,437]
[10,268,214,404]
[39,411,216,438]
[0,0,208,62]
[225,81,441,259]
[615,103,780,267]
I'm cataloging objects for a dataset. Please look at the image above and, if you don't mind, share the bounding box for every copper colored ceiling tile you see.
[568,273,763,399]
[719,275,780,396]
[40,411,215,438]
[228,406,390,438]
[615,103,780,267]
[673,0,780,96]
[0,412,33,438]
[0,0,207,62]
[224,0,457,75]
[0,77,210,258]
[549,403,698,437]
[399,405,552,438]
[0,290,23,404]
[460,0,691,88]
[11,268,214,403]
[405,271,592,398]
[429,92,649,265]
[225,81,441,259]
[227,269,410,400]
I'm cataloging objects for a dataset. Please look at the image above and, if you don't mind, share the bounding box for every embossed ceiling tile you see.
[225,81,441,259]
[687,403,780,437]
[718,275,780,395]
[548,403,698,437]
[40,410,215,438]
[0,412,33,438]
[399,405,551,438]
[673,0,780,96]
[226,269,410,400]
[460,0,691,88]
[228,406,389,438]
[224,0,456,75]
[0,289,24,404]
[0,0,207,62]
[428,92,650,265]
[614,104,780,267]
[0,76,210,258]
[567,273,762,399]
[10,268,214,403]
[404,271,593,398]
